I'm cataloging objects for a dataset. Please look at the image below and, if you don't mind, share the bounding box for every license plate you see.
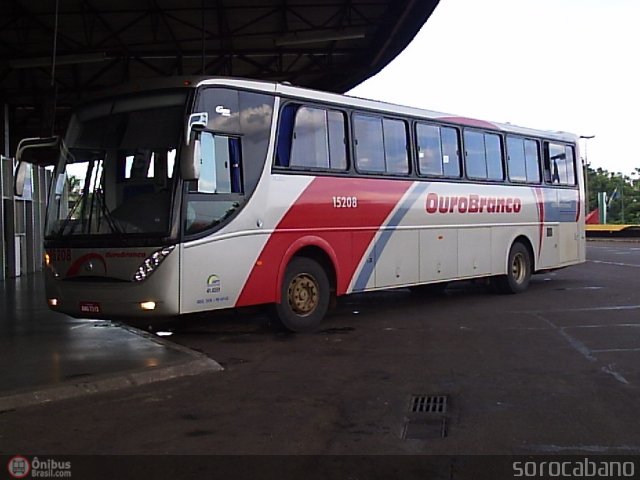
[80,302,101,313]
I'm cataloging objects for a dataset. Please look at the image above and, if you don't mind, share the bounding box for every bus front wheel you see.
[492,242,532,294]
[272,257,330,333]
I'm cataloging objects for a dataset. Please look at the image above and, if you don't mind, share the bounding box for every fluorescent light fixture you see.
[11,53,108,69]
[275,28,366,47]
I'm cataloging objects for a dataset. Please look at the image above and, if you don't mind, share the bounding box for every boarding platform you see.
[0,273,221,411]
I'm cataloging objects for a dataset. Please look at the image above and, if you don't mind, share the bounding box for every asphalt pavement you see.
[1,241,640,459]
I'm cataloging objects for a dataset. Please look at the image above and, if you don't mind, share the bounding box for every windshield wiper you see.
[57,195,82,236]
[95,187,124,237]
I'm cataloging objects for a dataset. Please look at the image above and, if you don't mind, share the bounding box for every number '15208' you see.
[332,196,358,208]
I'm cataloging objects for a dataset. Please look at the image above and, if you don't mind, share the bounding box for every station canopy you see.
[0,0,439,142]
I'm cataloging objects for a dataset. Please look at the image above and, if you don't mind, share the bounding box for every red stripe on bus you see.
[235,177,412,307]
[66,253,107,277]
[437,116,500,130]
[533,188,545,260]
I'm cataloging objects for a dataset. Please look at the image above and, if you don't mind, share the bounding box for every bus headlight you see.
[133,246,175,282]
[44,252,59,277]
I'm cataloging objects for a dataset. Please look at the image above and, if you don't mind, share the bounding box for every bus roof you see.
[197,77,578,144]
[89,76,578,144]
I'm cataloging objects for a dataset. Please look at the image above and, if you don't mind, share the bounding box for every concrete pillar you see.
[2,104,18,278]
[0,104,9,280]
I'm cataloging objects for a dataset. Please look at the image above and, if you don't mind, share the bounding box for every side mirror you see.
[185,112,208,146]
[14,161,28,197]
[16,136,60,165]
[14,136,61,197]
[180,131,201,181]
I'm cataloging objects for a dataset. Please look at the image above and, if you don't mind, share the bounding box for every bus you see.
[15,77,586,332]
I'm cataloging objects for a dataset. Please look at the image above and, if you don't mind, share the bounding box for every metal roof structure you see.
[0,0,439,146]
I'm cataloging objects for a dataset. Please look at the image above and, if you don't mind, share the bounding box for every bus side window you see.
[544,142,572,185]
[354,114,408,175]
[524,139,540,183]
[285,105,347,171]
[507,136,527,182]
[464,130,487,179]
[464,130,503,181]
[543,143,552,182]
[290,107,330,169]
[564,145,576,186]
[194,132,242,194]
[485,133,503,181]
[185,132,243,235]
[416,123,461,178]
[508,136,541,184]
[354,114,385,173]
[275,104,298,167]
[441,127,461,178]
[327,110,347,170]
[417,123,443,176]
[383,118,409,175]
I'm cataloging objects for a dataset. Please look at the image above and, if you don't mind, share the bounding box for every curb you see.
[0,323,223,412]
[587,237,640,243]
[0,356,222,412]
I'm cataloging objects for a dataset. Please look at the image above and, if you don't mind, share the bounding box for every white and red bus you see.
[16,77,585,331]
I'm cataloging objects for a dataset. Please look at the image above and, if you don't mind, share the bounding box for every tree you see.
[587,166,640,224]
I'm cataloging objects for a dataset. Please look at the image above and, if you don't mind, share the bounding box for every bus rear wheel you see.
[272,257,330,333]
[492,242,532,294]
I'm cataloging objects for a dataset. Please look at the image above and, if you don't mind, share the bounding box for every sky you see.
[349,0,640,177]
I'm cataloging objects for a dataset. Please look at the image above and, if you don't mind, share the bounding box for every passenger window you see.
[354,114,408,175]
[507,136,539,183]
[524,139,540,183]
[354,115,385,173]
[275,104,297,168]
[464,130,503,181]
[327,110,347,170]
[291,107,330,169]
[507,136,527,182]
[464,130,486,179]
[441,127,461,177]
[416,124,461,178]
[383,118,409,175]
[417,124,443,176]
[485,133,503,181]
[277,104,347,171]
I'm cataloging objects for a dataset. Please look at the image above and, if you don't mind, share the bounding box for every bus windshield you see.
[45,90,188,239]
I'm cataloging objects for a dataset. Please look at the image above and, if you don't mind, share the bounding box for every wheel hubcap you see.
[288,273,319,316]
[511,252,527,284]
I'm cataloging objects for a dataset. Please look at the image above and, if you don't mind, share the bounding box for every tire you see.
[492,242,532,294]
[271,257,330,333]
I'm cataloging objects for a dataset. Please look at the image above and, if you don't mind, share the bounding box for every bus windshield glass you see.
[45,90,188,239]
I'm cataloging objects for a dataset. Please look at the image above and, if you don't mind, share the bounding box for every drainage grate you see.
[410,395,448,414]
